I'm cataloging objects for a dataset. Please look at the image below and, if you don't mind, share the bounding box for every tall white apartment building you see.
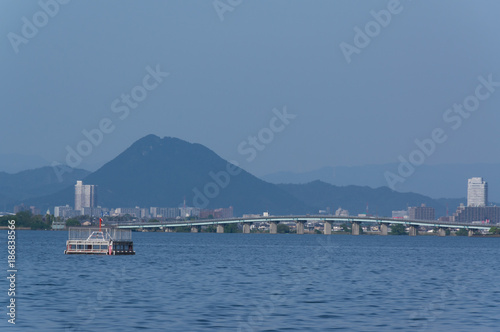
[75,180,97,213]
[467,177,488,207]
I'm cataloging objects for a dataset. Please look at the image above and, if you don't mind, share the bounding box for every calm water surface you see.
[1,231,500,331]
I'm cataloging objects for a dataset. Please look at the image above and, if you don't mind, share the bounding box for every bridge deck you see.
[116,215,494,231]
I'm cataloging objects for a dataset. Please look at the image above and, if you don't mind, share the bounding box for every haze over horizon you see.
[2,0,500,179]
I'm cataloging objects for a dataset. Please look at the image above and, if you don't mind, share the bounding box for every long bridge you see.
[116,215,494,237]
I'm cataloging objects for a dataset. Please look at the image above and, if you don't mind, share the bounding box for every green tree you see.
[390,224,407,235]
[175,226,192,233]
[15,211,33,226]
[489,227,500,235]
[277,223,290,233]
[224,223,239,233]
[30,214,48,230]
[205,225,217,233]
[455,229,468,236]
[66,219,81,227]
[0,215,10,227]
[149,219,160,223]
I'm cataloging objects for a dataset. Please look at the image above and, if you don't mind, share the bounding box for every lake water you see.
[1,231,500,331]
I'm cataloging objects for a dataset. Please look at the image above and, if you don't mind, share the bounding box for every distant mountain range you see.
[262,164,500,202]
[278,181,463,218]
[0,153,51,174]
[0,153,104,174]
[0,167,90,211]
[2,135,469,217]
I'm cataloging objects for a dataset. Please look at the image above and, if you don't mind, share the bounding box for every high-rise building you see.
[75,180,97,214]
[452,205,500,223]
[408,204,435,221]
[467,177,488,207]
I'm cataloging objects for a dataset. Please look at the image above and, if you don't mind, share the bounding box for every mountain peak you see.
[133,134,191,148]
[76,135,311,215]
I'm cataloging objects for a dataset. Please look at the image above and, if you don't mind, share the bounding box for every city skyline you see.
[43,175,497,224]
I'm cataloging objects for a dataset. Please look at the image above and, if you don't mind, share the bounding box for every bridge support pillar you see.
[438,227,447,237]
[324,221,332,235]
[216,224,224,233]
[269,221,279,234]
[243,222,252,234]
[296,220,306,235]
[164,227,173,233]
[380,223,388,236]
[352,222,361,236]
[191,226,200,233]
[409,225,418,236]
[468,229,474,237]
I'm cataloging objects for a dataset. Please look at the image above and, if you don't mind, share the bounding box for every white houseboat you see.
[64,227,135,255]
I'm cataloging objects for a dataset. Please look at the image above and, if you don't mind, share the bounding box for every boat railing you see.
[68,227,132,241]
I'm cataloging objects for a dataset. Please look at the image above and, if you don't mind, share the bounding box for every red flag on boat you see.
[99,218,102,231]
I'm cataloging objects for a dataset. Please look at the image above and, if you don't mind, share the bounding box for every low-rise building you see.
[54,205,80,219]
[392,210,408,219]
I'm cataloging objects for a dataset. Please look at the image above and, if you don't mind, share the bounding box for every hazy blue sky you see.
[1,0,500,176]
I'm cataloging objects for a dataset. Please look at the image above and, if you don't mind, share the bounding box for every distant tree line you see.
[0,211,52,230]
